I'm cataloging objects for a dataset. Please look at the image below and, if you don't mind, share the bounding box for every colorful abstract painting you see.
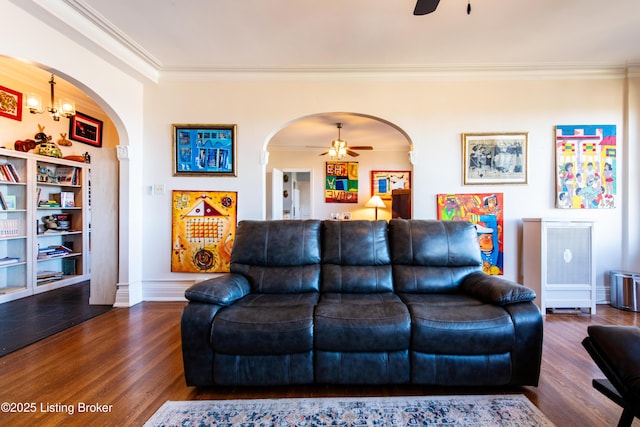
[171,191,237,272]
[555,125,616,209]
[437,193,504,275]
[325,161,358,203]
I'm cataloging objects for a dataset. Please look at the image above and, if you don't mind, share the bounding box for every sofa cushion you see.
[321,220,392,293]
[231,264,321,294]
[231,220,321,266]
[315,293,410,352]
[211,293,318,354]
[230,220,322,293]
[322,220,390,265]
[389,219,483,293]
[401,293,515,355]
[321,264,393,293]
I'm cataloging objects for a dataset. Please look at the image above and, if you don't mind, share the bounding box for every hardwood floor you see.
[0,282,112,357]
[0,302,638,426]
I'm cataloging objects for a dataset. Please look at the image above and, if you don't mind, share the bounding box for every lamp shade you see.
[365,195,386,208]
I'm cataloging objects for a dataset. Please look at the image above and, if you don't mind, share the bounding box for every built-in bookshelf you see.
[0,148,90,303]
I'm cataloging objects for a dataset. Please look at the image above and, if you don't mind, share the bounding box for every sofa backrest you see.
[321,220,393,293]
[230,220,321,293]
[389,219,483,293]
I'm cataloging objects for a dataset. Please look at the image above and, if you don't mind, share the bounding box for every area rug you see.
[144,394,555,426]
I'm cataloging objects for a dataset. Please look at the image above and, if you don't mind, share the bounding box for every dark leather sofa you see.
[181,219,543,387]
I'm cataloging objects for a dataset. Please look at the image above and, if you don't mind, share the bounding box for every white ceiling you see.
[37,0,640,74]
[11,0,640,152]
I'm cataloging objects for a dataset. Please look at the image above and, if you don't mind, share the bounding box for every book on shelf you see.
[37,244,73,259]
[0,191,14,210]
[0,163,20,183]
[52,192,75,208]
[0,256,19,265]
[38,200,61,208]
[37,270,64,283]
[54,166,78,185]
[0,219,19,237]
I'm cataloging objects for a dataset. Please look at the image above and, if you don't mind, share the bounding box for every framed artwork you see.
[436,192,504,275]
[371,170,411,200]
[173,124,237,176]
[0,85,22,121]
[171,190,237,273]
[69,111,103,147]
[555,124,616,209]
[325,161,358,203]
[462,132,528,185]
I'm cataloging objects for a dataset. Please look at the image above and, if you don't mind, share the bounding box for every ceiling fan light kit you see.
[413,0,472,16]
[320,123,374,160]
[329,123,348,160]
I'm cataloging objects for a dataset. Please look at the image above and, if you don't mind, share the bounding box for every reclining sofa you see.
[181,219,543,387]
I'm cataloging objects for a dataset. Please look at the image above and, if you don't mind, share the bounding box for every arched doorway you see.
[0,56,119,305]
[266,112,414,220]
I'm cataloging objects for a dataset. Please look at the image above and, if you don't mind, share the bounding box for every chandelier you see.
[329,123,347,160]
[25,74,76,121]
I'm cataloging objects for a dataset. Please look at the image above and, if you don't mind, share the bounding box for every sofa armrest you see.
[461,271,536,306]
[185,274,251,305]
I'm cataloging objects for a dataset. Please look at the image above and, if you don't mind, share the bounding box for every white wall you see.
[142,75,629,300]
[3,0,637,305]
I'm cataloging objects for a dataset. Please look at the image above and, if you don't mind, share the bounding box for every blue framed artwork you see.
[173,124,237,176]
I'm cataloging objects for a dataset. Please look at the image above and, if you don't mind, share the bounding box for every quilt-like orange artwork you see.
[171,191,237,272]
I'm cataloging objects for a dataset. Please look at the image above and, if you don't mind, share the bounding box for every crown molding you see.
[159,63,630,82]
[16,1,639,84]
[27,0,160,82]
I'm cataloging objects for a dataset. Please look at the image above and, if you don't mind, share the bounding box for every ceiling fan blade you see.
[413,0,440,15]
[349,146,374,151]
[318,151,329,156]
[346,150,360,157]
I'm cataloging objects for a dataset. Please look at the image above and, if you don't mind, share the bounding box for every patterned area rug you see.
[144,394,555,426]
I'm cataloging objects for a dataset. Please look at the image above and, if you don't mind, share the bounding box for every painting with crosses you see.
[171,190,237,272]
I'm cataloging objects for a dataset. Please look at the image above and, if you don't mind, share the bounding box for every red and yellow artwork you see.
[325,161,358,203]
[171,190,237,272]
[436,193,504,275]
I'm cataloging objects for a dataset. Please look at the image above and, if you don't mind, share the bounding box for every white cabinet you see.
[522,218,596,314]
[0,148,90,303]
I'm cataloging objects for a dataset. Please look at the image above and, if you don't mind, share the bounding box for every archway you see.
[266,112,414,220]
[0,56,120,305]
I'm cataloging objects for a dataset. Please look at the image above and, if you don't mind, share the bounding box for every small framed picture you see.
[0,85,23,121]
[173,124,237,176]
[462,132,528,185]
[371,170,412,200]
[69,111,103,147]
[4,195,16,210]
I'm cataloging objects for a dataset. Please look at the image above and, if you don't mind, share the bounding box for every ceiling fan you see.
[313,123,373,158]
[414,0,471,15]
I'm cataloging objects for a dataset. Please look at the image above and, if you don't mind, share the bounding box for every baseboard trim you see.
[142,280,194,301]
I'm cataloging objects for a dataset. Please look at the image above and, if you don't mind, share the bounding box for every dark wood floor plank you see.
[0,302,638,426]
[0,282,112,356]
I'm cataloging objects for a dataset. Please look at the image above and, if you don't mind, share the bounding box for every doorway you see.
[270,168,314,220]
